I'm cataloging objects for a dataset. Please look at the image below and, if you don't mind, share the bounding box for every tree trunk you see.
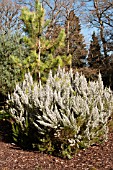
[67,10,70,55]
[94,0,108,58]
[38,37,41,87]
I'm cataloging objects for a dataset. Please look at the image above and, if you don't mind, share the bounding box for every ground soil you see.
[0,120,113,170]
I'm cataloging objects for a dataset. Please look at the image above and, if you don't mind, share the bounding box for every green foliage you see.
[65,10,87,67]
[0,31,29,96]
[11,119,32,148]
[0,110,10,121]
[88,31,102,67]
[20,2,45,45]
[7,68,113,158]
[20,0,71,82]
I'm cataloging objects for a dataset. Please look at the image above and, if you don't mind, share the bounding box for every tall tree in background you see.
[42,0,75,60]
[65,10,87,67]
[91,0,108,58]
[0,0,21,33]
[41,0,82,43]
[79,0,113,89]
[104,25,113,54]
[81,0,113,58]
[88,31,102,67]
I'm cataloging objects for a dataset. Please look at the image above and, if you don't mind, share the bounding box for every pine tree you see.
[65,10,87,68]
[20,0,71,82]
[88,31,102,68]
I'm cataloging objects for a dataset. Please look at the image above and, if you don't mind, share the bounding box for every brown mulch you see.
[0,121,113,170]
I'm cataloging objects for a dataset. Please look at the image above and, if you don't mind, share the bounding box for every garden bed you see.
[0,120,113,170]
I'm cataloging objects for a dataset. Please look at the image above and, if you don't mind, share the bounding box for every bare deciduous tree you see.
[0,0,22,33]
[80,0,113,57]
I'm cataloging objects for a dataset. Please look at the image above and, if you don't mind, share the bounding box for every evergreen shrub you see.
[0,31,29,96]
[7,68,113,158]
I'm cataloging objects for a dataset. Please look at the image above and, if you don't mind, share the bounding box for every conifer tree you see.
[20,0,71,82]
[0,31,28,97]
[65,10,87,68]
[88,31,102,68]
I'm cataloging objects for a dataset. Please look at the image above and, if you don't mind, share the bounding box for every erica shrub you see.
[7,67,113,158]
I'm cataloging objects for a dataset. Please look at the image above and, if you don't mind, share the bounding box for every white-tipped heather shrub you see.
[7,68,113,158]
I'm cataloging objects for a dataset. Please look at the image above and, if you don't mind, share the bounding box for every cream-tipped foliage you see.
[7,68,113,157]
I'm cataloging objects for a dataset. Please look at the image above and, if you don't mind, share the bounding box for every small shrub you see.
[7,68,113,158]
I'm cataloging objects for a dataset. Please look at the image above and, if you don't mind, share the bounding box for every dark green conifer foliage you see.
[65,10,87,68]
[0,31,28,96]
[88,31,102,68]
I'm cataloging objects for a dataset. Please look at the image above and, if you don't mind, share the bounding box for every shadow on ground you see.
[0,120,13,143]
